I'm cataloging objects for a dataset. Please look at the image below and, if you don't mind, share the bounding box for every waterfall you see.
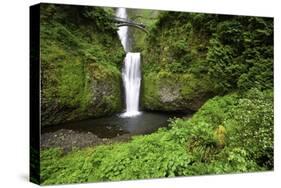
[116,8,141,117]
[122,53,141,117]
[116,8,129,52]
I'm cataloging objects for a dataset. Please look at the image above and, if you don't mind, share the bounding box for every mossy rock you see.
[40,4,125,126]
[141,72,215,111]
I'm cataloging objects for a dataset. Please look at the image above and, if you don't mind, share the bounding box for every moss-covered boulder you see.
[142,72,214,111]
[40,4,125,126]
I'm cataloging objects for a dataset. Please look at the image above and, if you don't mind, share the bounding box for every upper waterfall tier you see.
[116,8,129,52]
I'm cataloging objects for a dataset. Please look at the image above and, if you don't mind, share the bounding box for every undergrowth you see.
[41,88,273,184]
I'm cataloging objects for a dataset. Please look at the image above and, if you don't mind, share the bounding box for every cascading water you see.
[116,8,141,117]
[116,8,129,52]
[122,53,141,117]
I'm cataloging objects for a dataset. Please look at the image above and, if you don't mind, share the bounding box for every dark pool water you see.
[42,111,184,138]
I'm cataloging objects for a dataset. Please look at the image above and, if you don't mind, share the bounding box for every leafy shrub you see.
[41,148,96,184]
[237,58,273,90]
[225,89,273,168]
[205,17,273,93]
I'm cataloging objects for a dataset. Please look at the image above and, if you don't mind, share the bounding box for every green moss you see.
[142,71,214,111]
[180,74,214,100]
[40,4,125,126]
[141,73,160,109]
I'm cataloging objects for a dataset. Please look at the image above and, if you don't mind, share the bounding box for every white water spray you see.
[116,8,141,117]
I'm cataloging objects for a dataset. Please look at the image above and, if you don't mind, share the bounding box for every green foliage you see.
[169,88,273,174]
[206,38,246,91]
[40,4,125,126]
[237,58,273,90]
[205,17,273,93]
[225,89,274,168]
[81,6,117,33]
[144,12,215,76]
[40,148,96,184]
[88,134,191,181]
[41,89,273,184]
[185,88,273,171]
[217,21,243,51]
[41,4,118,34]
[143,12,273,104]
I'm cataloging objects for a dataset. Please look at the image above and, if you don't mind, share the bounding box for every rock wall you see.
[40,4,125,126]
